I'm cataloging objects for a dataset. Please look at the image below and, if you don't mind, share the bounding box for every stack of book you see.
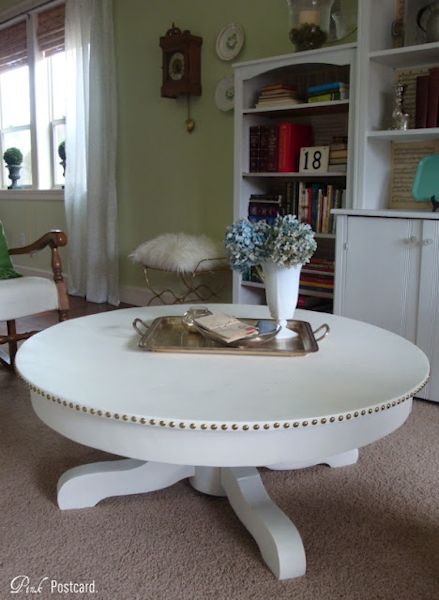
[249,123,312,173]
[248,193,283,224]
[307,81,349,103]
[299,257,335,296]
[415,67,439,128]
[297,181,344,234]
[297,295,332,311]
[254,83,301,109]
[328,139,348,173]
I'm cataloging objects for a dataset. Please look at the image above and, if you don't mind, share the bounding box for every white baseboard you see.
[15,265,150,307]
[16,265,66,280]
[119,285,152,306]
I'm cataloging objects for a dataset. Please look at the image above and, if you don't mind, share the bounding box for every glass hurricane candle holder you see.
[287,0,334,51]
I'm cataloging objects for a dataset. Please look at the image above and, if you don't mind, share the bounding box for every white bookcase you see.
[232,43,357,305]
[355,0,439,210]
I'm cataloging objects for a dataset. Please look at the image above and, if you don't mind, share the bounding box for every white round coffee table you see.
[16,304,429,580]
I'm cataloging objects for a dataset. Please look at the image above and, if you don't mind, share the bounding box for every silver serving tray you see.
[133,316,329,357]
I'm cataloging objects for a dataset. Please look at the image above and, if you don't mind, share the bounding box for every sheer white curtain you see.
[64,0,119,305]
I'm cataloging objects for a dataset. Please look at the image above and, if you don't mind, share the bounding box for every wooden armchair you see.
[0,230,69,368]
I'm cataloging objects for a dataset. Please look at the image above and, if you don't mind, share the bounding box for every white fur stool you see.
[130,233,228,305]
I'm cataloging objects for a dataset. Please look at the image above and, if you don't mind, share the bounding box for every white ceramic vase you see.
[261,261,302,339]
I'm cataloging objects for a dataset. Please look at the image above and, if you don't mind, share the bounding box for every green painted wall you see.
[0,0,357,293]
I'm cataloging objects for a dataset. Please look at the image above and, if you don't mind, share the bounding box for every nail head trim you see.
[24,374,428,433]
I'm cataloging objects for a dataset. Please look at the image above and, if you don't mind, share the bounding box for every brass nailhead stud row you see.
[31,375,427,432]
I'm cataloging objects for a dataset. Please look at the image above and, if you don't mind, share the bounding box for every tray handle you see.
[313,323,330,342]
[132,318,150,337]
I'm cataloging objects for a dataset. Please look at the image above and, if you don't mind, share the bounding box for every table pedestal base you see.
[57,449,358,580]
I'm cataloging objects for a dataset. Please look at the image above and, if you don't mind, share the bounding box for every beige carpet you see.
[0,370,438,600]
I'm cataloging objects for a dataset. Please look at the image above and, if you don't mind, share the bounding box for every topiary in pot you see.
[58,141,66,161]
[3,147,23,166]
[58,141,66,182]
[3,147,23,189]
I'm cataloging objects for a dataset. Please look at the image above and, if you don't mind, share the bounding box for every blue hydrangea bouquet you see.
[224,214,317,272]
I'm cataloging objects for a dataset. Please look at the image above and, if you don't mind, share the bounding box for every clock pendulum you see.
[185,95,195,133]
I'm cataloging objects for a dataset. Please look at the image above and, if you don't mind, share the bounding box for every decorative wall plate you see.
[216,23,245,61]
[215,76,235,112]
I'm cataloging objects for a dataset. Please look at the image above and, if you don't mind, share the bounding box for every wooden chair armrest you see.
[8,230,67,255]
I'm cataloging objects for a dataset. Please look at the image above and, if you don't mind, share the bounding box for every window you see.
[0,2,66,191]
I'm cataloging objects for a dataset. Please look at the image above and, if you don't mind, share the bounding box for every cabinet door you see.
[416,220,439,402]
[337,217,421,341]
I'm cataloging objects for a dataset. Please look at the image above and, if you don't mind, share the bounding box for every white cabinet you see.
[334,212,439,402]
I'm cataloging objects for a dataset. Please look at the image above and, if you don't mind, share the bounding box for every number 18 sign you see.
[299,146,330,174]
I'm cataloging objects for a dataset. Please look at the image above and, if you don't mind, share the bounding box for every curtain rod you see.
[0,0,62,28]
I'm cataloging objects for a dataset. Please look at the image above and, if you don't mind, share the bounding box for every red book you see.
[415,75,429,129]
[426,68,439,128]
[277,122,312,172]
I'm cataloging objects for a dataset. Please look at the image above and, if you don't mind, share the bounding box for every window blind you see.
[37,4,65,57]
[0,20,27,72]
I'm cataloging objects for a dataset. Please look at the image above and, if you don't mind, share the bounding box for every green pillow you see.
[0,222,22,279]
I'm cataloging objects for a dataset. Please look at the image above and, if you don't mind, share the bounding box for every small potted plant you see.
[58,141,66,182]
[3,147,23,189]
[224,215,317,337]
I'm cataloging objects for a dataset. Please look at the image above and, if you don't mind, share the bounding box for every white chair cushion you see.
[130,233,226,273]
[0,276,59,321]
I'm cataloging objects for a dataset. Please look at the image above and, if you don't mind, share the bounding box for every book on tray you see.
[194,312,258,344]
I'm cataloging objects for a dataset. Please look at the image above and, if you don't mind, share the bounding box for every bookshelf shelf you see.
[315,233,336,240]
[242,172,347,179]
[369,42,439,68]
[242,100,349,118]
[302,268,335,276]
[367,128,439,141]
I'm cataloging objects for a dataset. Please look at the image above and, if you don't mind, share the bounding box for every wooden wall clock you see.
[159,24,202,99]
